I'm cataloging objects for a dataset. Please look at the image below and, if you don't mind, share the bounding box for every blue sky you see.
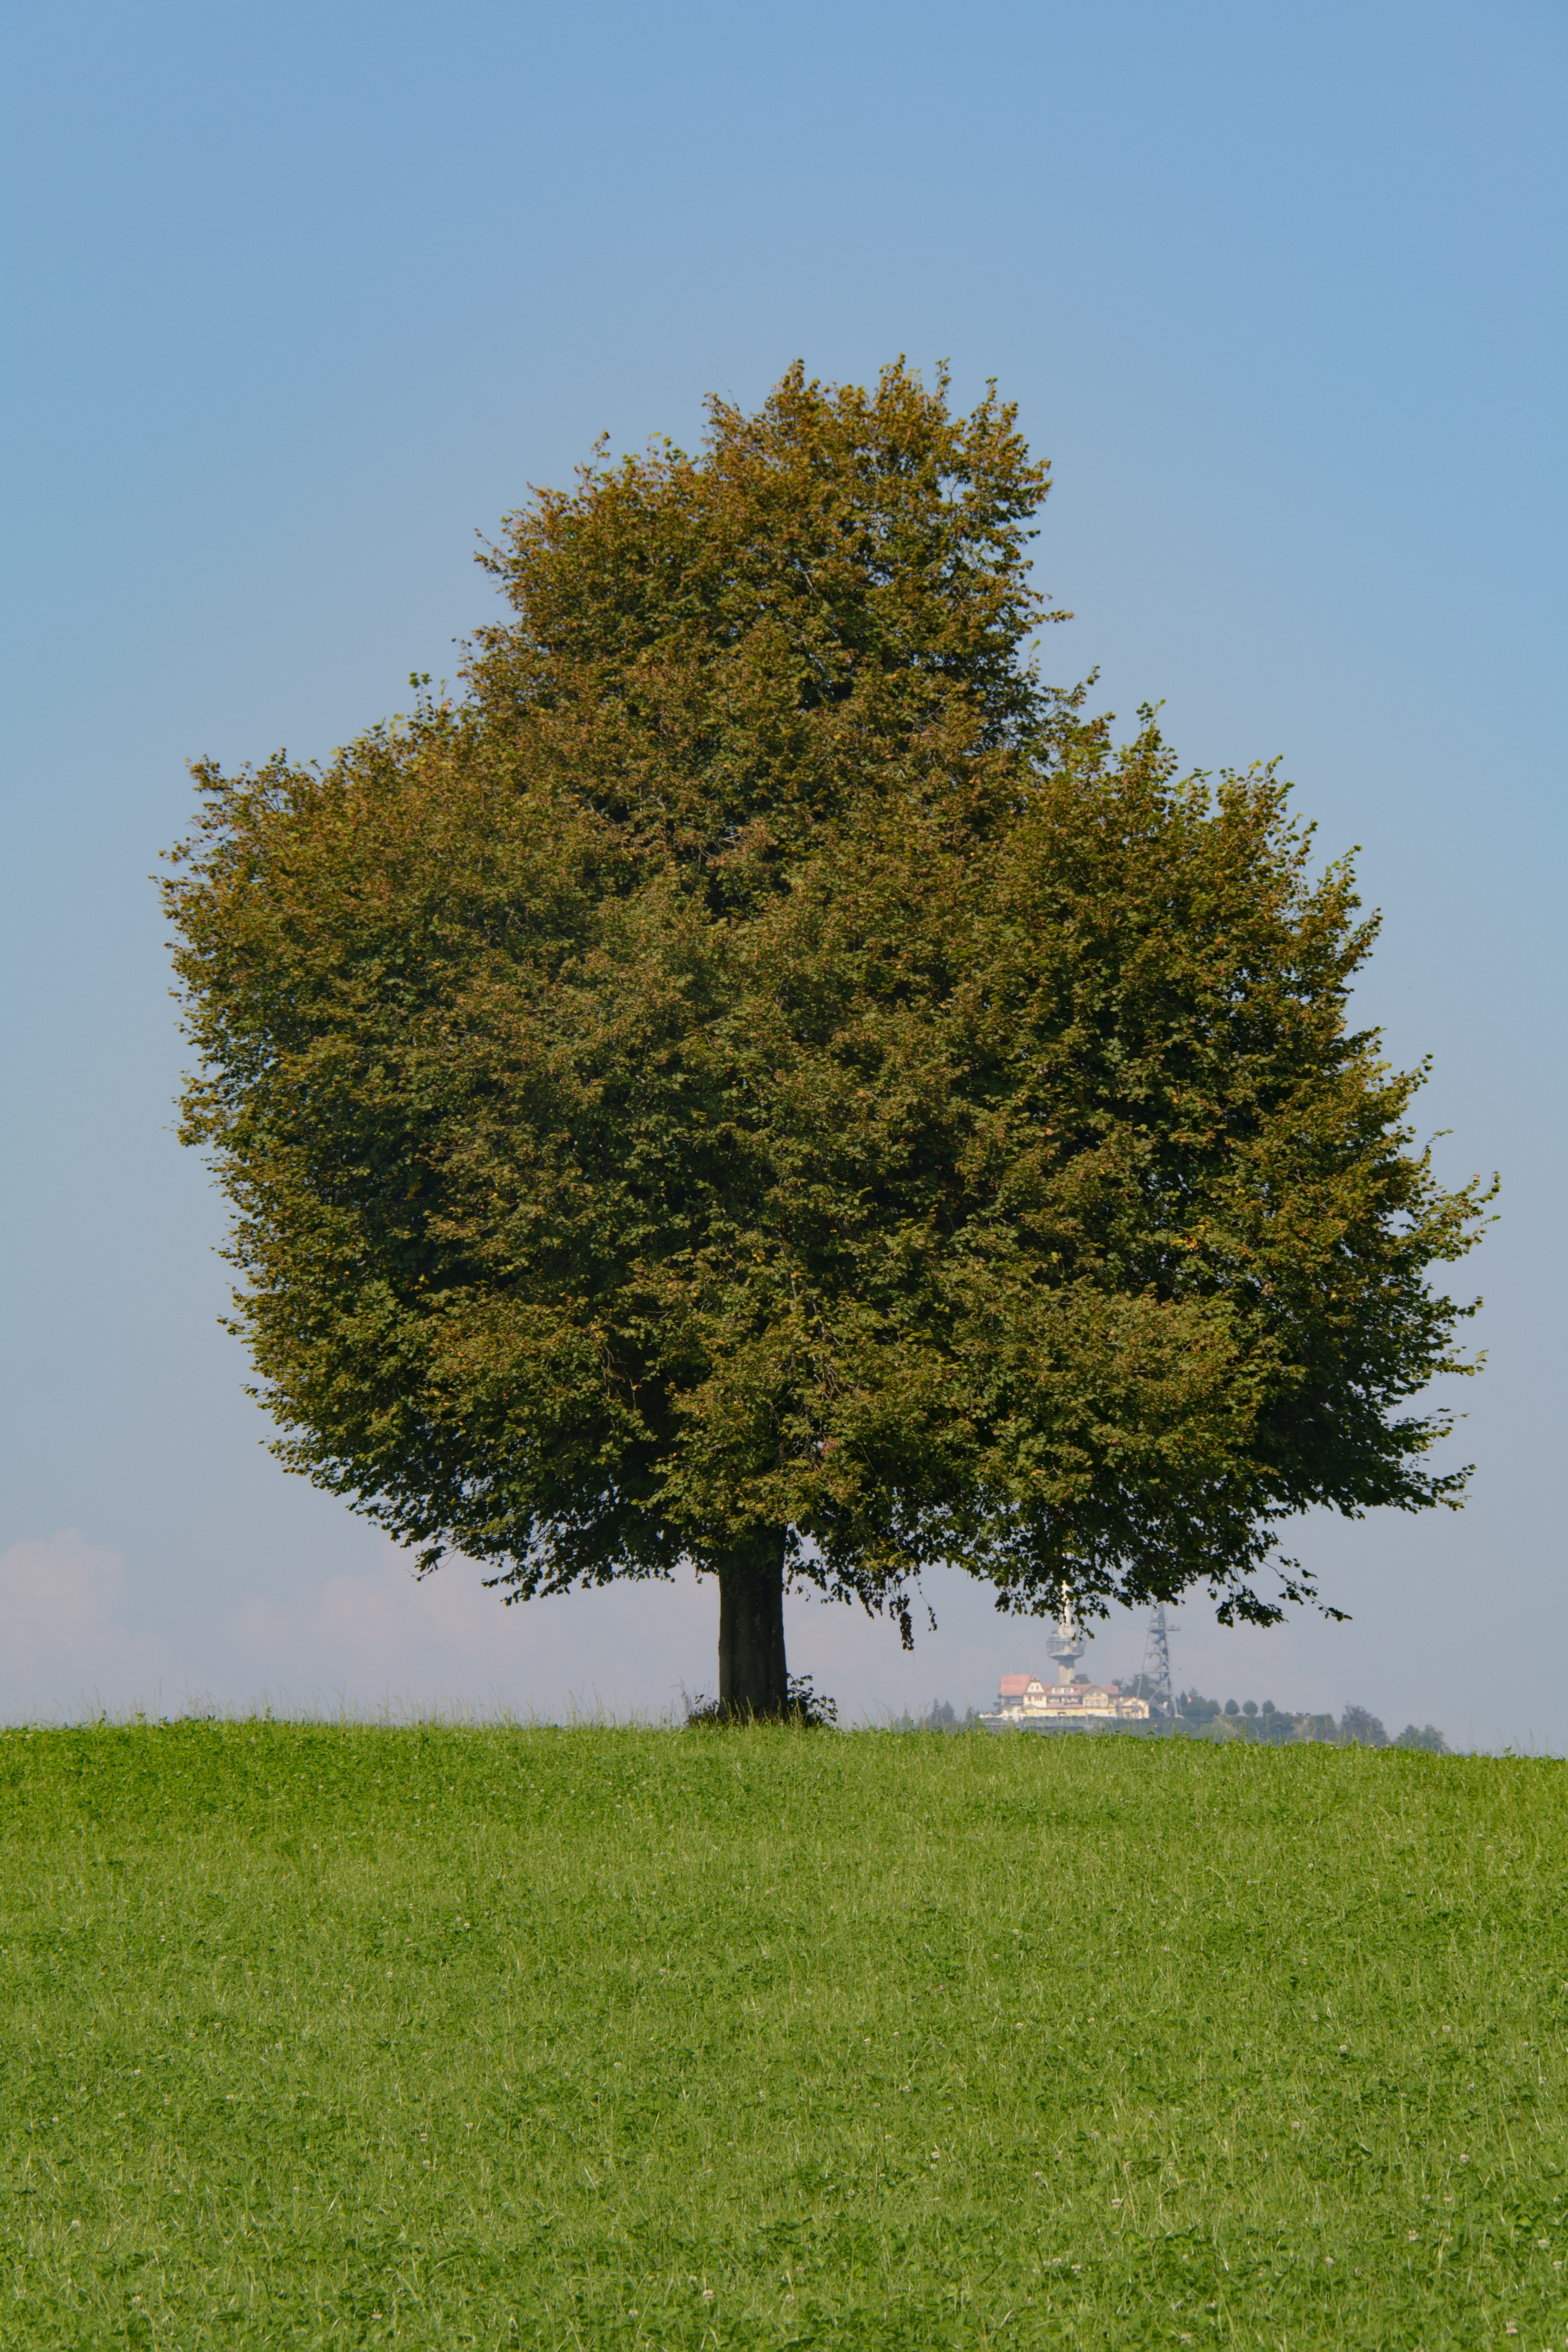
[2,0,1563,1743]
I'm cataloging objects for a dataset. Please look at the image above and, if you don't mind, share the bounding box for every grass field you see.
[3,1723,1566,2349]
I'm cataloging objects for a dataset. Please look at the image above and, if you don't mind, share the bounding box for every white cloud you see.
[232,1545,721,1719]
[0,1529,172,1719]
[227,1546,1024,1723]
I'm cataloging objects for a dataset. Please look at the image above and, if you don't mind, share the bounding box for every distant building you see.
[979,1671,1152,1733]
[980,1591,1152,1732]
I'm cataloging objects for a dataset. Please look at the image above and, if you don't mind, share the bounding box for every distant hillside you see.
[901,1693,1450,1752]
[1162,1691,1448,1753]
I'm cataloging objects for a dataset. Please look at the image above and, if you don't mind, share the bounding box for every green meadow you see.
[2,1722,1565,2350]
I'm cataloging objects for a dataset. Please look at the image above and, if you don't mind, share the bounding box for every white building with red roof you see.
[981,1670,1151,1732]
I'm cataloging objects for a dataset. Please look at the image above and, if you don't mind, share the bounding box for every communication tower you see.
[1139,1604,1176,1723]
[1045,1588,1085,1684]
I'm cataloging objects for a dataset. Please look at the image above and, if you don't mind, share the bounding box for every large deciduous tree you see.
[165,362,1488,1717]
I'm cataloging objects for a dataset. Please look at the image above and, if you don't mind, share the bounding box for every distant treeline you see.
[891,1702,987,1733]
[1162,1690,1449,1753]
[895,1696,1450,1753]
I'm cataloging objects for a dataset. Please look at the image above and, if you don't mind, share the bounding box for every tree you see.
[1337,1706,1390,1748]
[163,361,1490,1719]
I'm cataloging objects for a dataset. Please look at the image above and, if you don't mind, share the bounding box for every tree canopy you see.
[165,361,1489,1716]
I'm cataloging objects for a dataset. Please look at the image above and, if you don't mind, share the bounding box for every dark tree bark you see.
[716,1528,790,1718]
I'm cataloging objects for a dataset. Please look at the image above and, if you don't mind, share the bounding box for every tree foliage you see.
[164,362,1489,1711]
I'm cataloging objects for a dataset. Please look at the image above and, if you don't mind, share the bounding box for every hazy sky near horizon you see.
[2,0,1563,1746]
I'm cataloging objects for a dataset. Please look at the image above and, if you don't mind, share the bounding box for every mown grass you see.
[2,1722,1566,2349]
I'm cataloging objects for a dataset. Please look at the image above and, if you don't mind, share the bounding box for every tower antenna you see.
[1140,1605,1176,1727]
[1045,1585,1085,1685]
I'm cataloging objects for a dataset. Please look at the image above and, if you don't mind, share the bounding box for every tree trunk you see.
[716,1527,790,1719]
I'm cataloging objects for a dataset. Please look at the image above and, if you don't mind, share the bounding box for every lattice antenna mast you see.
[1140,1605,1176,1720]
